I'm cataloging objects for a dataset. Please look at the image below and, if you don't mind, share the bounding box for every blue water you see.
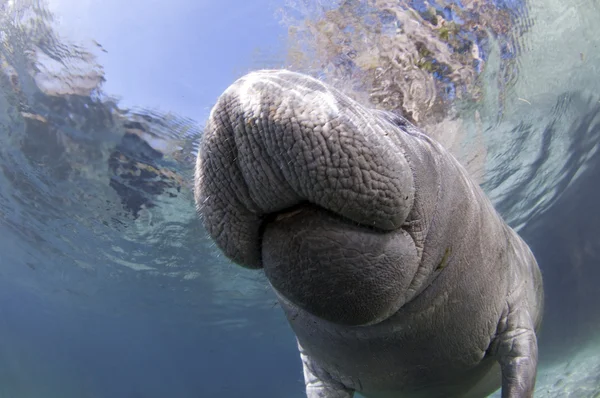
[1,0,599,397]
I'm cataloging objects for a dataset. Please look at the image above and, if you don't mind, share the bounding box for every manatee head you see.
[195,70,420,326]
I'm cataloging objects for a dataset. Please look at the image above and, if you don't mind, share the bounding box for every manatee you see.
[194,70,544,398]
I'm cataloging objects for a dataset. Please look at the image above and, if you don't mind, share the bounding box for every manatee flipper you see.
[495,302,539,398]
[299,342,355,398]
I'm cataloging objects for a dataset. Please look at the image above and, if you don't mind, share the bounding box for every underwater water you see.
[0,0,599,397]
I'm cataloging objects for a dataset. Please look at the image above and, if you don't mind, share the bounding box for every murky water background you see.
[0,0,599,397]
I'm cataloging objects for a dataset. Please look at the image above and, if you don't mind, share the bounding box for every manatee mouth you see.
[261,203,419,326]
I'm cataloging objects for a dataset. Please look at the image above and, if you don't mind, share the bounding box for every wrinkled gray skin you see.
[194,70,544,398]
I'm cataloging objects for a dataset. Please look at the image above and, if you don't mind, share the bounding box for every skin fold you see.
[194,70,544,398]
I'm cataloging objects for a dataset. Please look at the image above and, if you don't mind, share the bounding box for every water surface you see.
[0,0,599,397]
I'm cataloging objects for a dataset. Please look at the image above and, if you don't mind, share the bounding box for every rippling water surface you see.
[1,0,599,397]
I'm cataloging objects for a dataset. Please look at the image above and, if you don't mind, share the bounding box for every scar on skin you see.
[275,208,305,221]
[436,247,452,271]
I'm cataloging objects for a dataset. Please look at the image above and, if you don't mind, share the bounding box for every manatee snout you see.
[195,70,415,270]
[196,69,422,324]
[262,204,419,326]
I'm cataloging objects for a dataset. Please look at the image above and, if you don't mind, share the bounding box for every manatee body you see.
[194,70,544,398]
